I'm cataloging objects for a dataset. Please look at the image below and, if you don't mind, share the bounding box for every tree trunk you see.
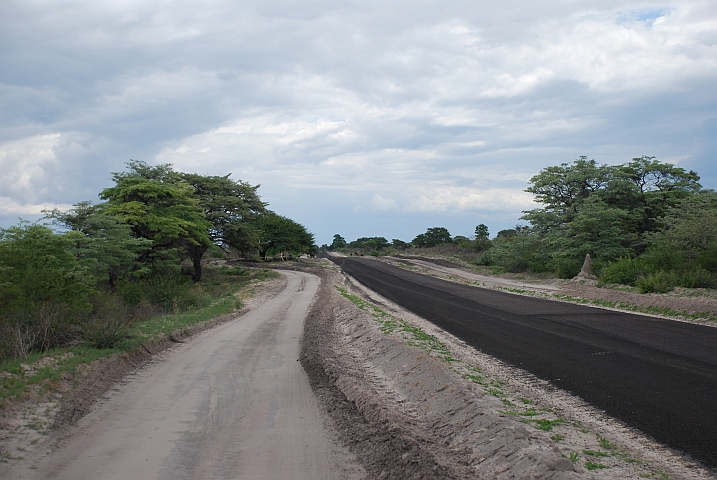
[189,245,208,281]
[193,254,202,281]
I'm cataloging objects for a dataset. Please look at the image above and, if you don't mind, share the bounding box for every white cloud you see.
[405,188,535,213]
[0,134,60,204]
[0,197,73,217]
[1,0,716,242]
[370,194,399,211]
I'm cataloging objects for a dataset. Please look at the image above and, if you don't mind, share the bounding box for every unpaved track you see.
[9,271,363,480]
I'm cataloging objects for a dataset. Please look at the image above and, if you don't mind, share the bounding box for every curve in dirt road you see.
[329,256,717,469]
[9,271,363,480]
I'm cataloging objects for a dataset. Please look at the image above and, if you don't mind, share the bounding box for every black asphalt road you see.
[327,256,717,468]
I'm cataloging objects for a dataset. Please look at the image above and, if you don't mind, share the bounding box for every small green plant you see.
[533,418,565,431]
[597,435,617,450]
[585,461,609,471]
[519,397,532,404]
[583,449,611,457]
[566,451,579,462]
[464,374,487,385]
[487,388,505,397]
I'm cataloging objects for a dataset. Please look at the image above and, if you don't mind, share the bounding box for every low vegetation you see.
[0,266,278,406]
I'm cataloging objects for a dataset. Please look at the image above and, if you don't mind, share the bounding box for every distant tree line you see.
[0,161,316,360]
[324,156,717,293]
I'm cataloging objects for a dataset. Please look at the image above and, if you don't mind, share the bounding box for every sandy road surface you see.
[9,271,363,480]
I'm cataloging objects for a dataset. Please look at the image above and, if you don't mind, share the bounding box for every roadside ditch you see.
[302,263,713,479]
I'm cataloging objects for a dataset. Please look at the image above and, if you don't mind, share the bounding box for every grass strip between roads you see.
[0,267,279,408]
[497,287,716,322]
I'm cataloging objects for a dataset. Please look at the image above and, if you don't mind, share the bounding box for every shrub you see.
[554,257,583,279]
[117,279,144,306]
[637,272,676,294]
[696,245,717,272]
[144,276,201,312]
[599,257,653,286]
[480,235,541,273]
[677,267,715,289]
[83,295,132,349]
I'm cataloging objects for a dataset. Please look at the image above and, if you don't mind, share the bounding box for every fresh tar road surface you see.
[330,255,717,469]
[18,271,362,480]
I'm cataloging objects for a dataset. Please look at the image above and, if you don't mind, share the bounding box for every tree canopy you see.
[256,214,315,258]
[412,227,451,248]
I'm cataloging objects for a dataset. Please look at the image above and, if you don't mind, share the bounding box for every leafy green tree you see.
[256,214,315,258]
[392,239,410,249]
[614,156,701,240]
[648,191,717,270]
[330,234,347,250]
[348,237,389,251]
[546,197,632,277]
[180,173,267,279]
[99,162,212,280]
[0,223,97,356]
[412,227,451,248]
[522,157,612,231]
[45,202,152,288]
[521,156,703,276]
[474,224,490,251]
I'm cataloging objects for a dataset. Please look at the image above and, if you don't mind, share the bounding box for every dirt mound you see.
[301,268,585,479]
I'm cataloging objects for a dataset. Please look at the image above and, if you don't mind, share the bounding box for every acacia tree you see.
[256,214,315,258]
[100,162,271,281]
[45,202,152,289]
[330,234,347,250]
[180,173,267,279]
[412,227,451,248]
[520,157,702,276]
[99,163,212,279]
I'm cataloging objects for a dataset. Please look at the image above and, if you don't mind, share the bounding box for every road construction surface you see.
[18,271,362,480]
[330,256,717,468]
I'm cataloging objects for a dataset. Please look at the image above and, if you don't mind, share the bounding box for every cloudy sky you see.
[1,0,716,244]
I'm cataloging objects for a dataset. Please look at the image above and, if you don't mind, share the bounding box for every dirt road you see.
[9,271,363,480]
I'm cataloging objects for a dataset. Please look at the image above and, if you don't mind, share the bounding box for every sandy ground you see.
[1,271,364,480]
[3,257,715,479]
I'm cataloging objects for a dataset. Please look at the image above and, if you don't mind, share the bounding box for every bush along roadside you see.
[0,266,278,410]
